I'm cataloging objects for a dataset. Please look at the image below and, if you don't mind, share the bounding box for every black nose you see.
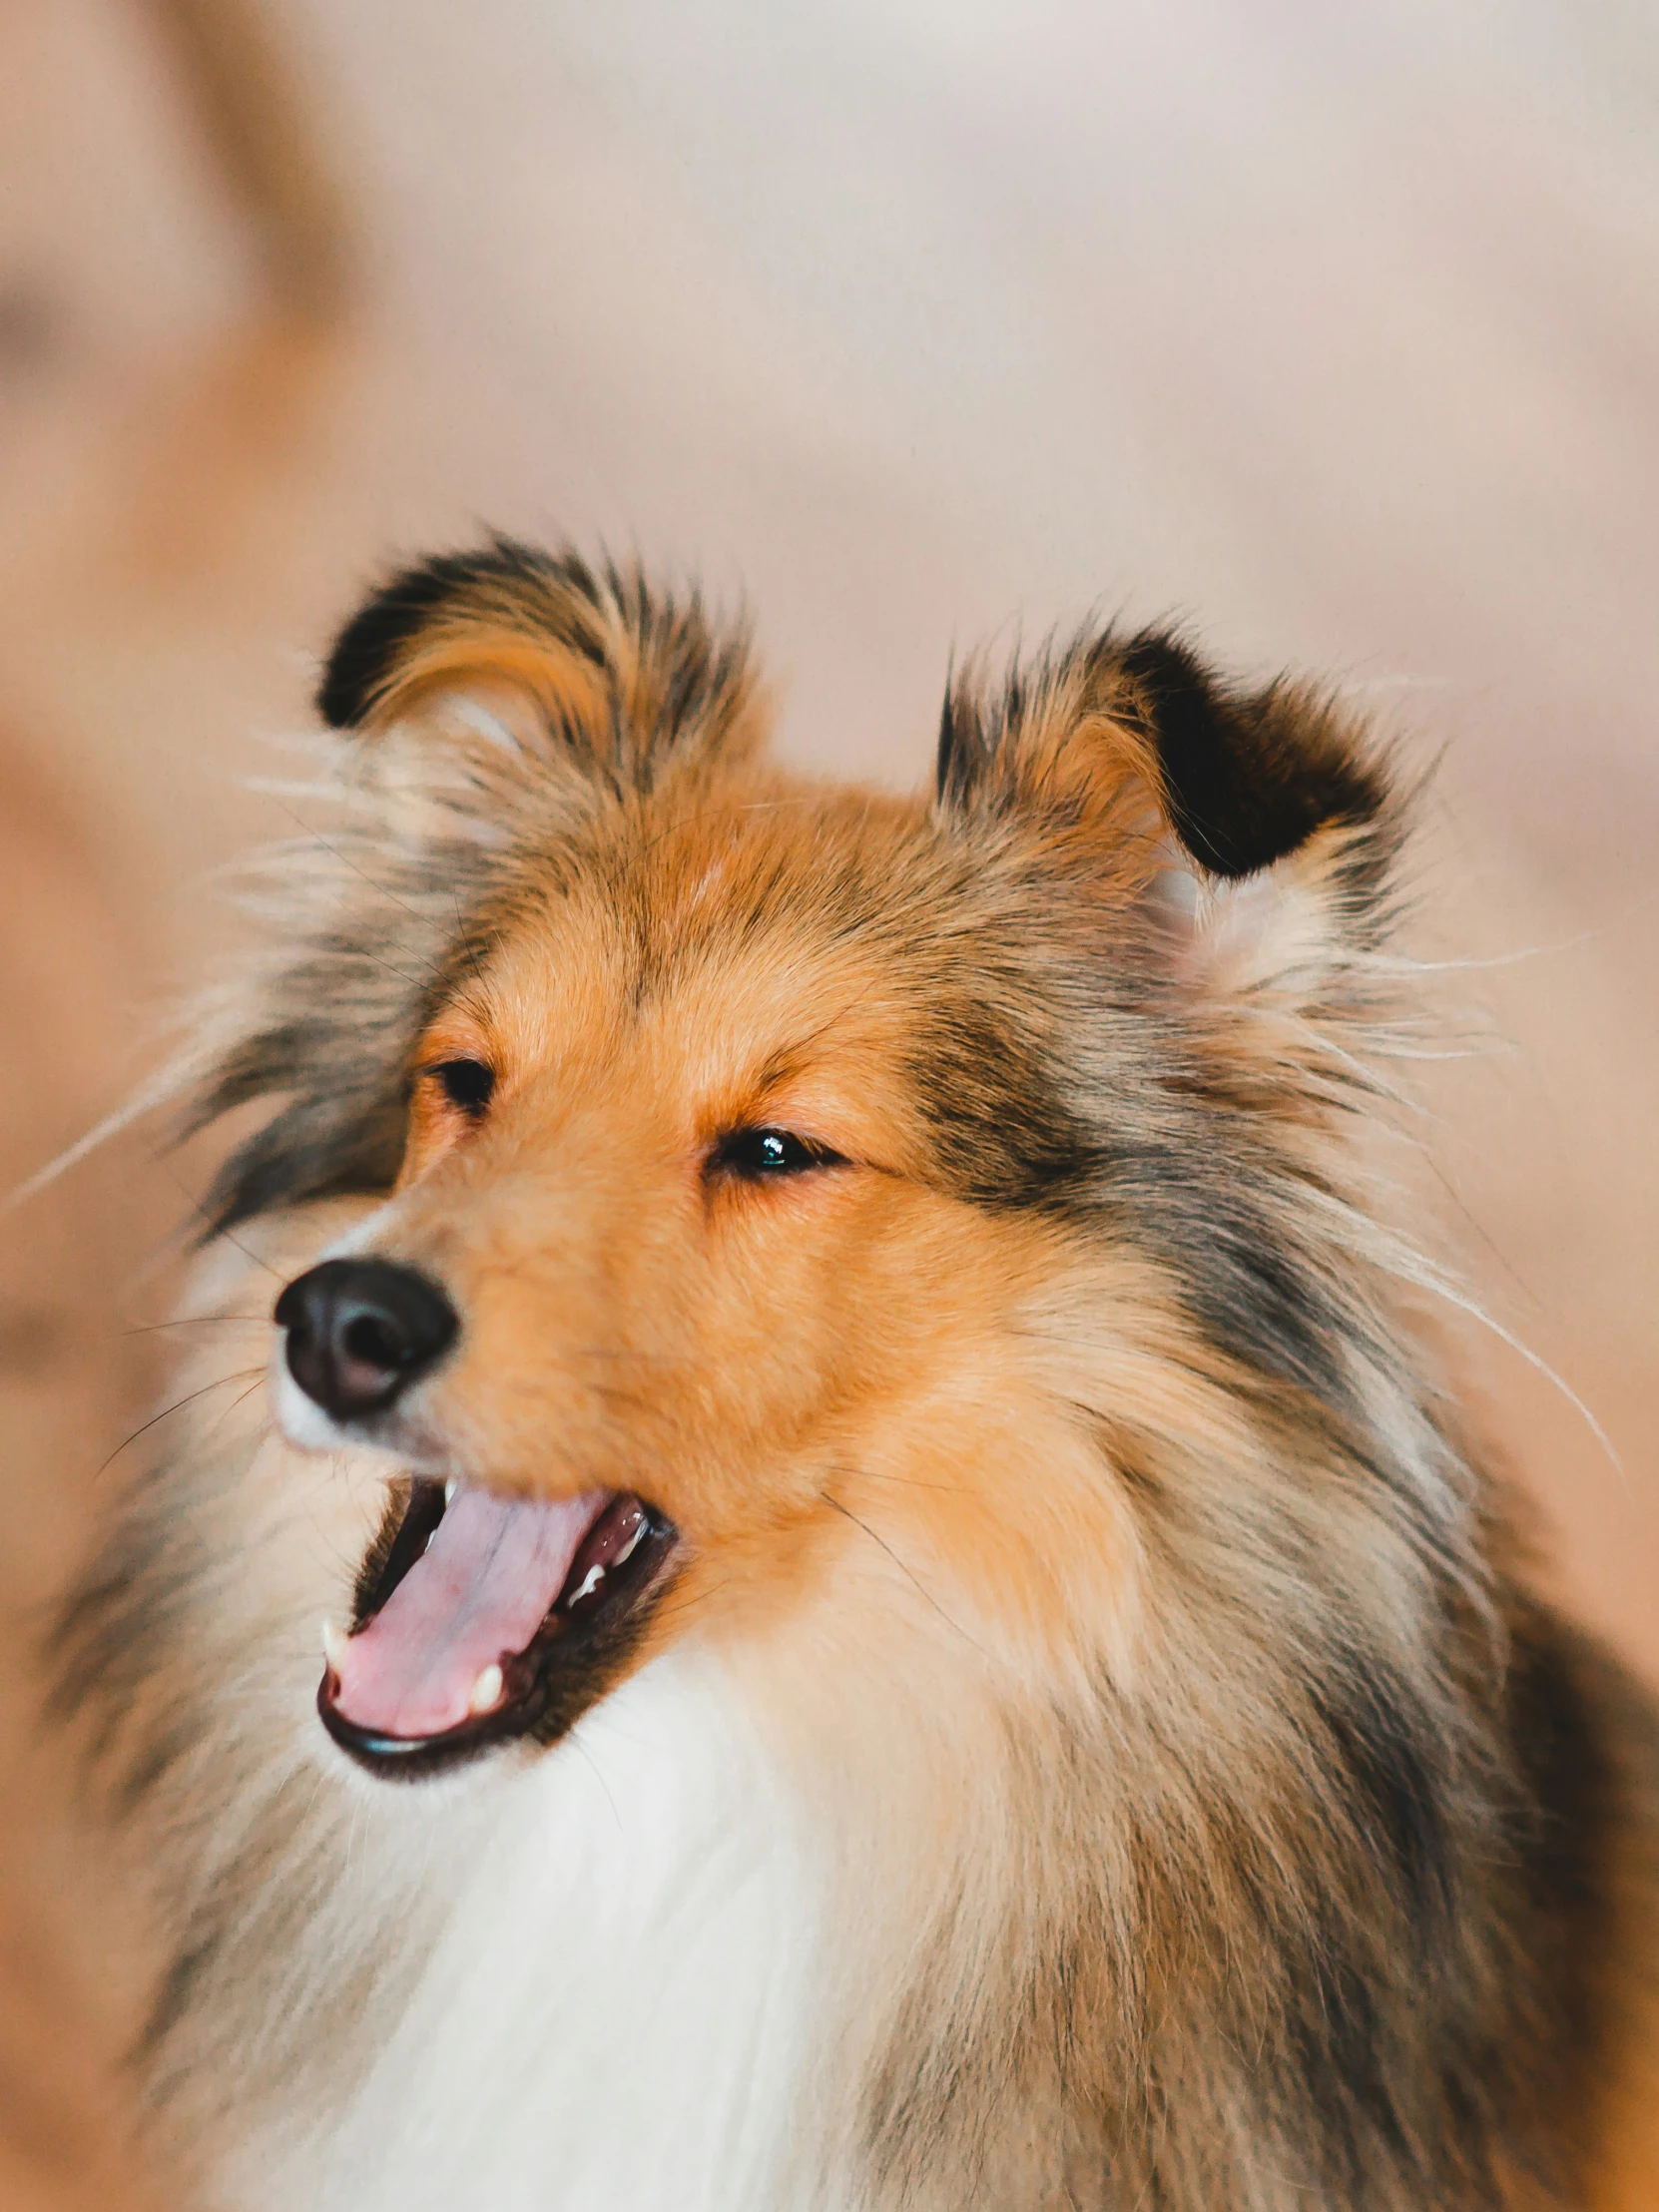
[274,1260,458,1423]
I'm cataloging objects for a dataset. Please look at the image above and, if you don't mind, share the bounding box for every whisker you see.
[343,944,439,995]
[843,1465,963,1494]
[453,888,490,993]
[567,1735,624,1833]
[200,1383,271,1451]
[94,1369,268,1482]
[122,1317,271,1337]
[820,1487,988,1658]
[206,1222,284,1284]
[265,796,441,934]
[152,1153,287,1281]
[1394,1261,1627,1490]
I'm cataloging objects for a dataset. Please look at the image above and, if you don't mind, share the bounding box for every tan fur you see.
[59,545,1659,2209]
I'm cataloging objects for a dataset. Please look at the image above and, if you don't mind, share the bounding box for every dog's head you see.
[196,540,1405,1783]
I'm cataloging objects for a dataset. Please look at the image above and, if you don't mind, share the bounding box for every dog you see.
[60,540,1659,2209]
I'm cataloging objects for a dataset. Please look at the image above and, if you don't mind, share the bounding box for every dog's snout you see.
[274,1260,457,1423]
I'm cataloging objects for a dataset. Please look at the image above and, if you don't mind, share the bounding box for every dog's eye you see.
[708,1127,845,1180]
[425,1058,495,1118]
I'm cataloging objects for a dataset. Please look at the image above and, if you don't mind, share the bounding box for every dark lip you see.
[317,1478,680,1783]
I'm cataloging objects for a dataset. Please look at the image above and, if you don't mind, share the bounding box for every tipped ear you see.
[316,537,765,786]
[938,623,1390,877]
[1101,632,1388,881]
[936,623,1403,973]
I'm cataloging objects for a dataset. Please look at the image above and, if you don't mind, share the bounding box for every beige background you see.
[1,1,1655,2202]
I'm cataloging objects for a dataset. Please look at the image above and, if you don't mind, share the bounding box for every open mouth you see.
[318,1478,679,1780]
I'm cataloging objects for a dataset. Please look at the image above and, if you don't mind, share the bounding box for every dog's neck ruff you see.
[224,1654,828,2212]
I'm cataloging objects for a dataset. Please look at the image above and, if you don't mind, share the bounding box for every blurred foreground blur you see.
[2,1,1655,2201]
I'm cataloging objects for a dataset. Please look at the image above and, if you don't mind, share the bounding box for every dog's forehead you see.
[438,781,1075,1129]
[624,780,933,925]
[490,783,970,1003]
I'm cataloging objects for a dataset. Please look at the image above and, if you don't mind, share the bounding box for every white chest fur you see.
[226,1654,828,2212]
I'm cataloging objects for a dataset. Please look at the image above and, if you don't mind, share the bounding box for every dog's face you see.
[222,545,1398,1783]
[357,787,1049,1512]
[279,789,1086,1771]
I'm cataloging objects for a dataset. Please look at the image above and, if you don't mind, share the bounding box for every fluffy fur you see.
[59,540,1659,2209]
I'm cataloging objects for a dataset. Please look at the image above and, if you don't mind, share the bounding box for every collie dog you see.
[61,542,1659,2209]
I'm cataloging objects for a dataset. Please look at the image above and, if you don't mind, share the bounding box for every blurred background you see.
[1,1,1655,2202]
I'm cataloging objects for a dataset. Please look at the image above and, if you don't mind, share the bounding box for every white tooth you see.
[321,1620,348,1674]
[444,1478,458,1505]
[469,1662,504,1715]
[611,1515,647,1570]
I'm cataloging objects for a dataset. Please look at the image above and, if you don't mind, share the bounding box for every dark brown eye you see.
[427,1058,495,1118]
[708,1127,844,1180]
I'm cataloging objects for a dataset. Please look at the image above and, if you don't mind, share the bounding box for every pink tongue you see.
[332,1485,605,1739]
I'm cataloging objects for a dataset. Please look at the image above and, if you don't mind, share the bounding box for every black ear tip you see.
[315,553,480,731]
[315,540,555,732]
[934,615,1390,883]
[935,686,974,800]
[1113,629,1208,697]
[314,618,377,730]
[1117,625,1384,878]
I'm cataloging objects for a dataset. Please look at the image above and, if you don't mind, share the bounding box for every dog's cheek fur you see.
[750,1384,1606,2211]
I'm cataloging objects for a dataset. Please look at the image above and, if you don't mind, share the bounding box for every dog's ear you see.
[936,625,1403,985]
[316,538,764,788]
